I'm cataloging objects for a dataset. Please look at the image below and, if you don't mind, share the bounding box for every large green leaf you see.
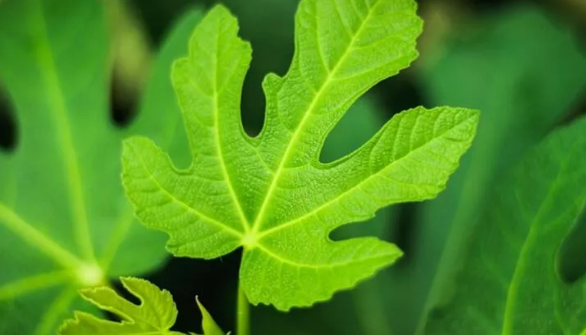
[0,0,201,333]
[122,0,479,310]
[423,115,586,334]
[388,5,586,334]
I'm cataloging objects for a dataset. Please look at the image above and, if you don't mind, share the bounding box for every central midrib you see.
[250,1,379,235]
[35,5,94,263]
[500,155,570,335]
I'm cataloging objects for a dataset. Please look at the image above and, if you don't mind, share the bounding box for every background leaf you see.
[0,0,202,333]
[382,4,586,334]
[423,114,586,334]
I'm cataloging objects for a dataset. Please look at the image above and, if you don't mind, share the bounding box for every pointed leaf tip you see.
[196,296,226,335]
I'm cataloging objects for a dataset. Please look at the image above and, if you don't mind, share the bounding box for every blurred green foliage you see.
[422,113,586,335]
[406,4,586,335]
[0,0,201,333]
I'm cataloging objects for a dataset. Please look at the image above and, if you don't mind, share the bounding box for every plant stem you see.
[236,282,250,335]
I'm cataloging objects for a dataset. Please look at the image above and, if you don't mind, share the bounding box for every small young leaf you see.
[59,277,188,335]
[0,0,202,332]
[59,277,182,335]
[122,0,479,310]
[422,115,586,334]
[60,278,226,335]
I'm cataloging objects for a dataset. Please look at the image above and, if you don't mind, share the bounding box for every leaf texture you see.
[0,0,202,333]
[422,116,586,334]
[122,0,479,310]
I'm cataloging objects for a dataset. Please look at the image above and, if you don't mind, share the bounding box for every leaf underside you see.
[423,116,586,335]
[122,0,479,310]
